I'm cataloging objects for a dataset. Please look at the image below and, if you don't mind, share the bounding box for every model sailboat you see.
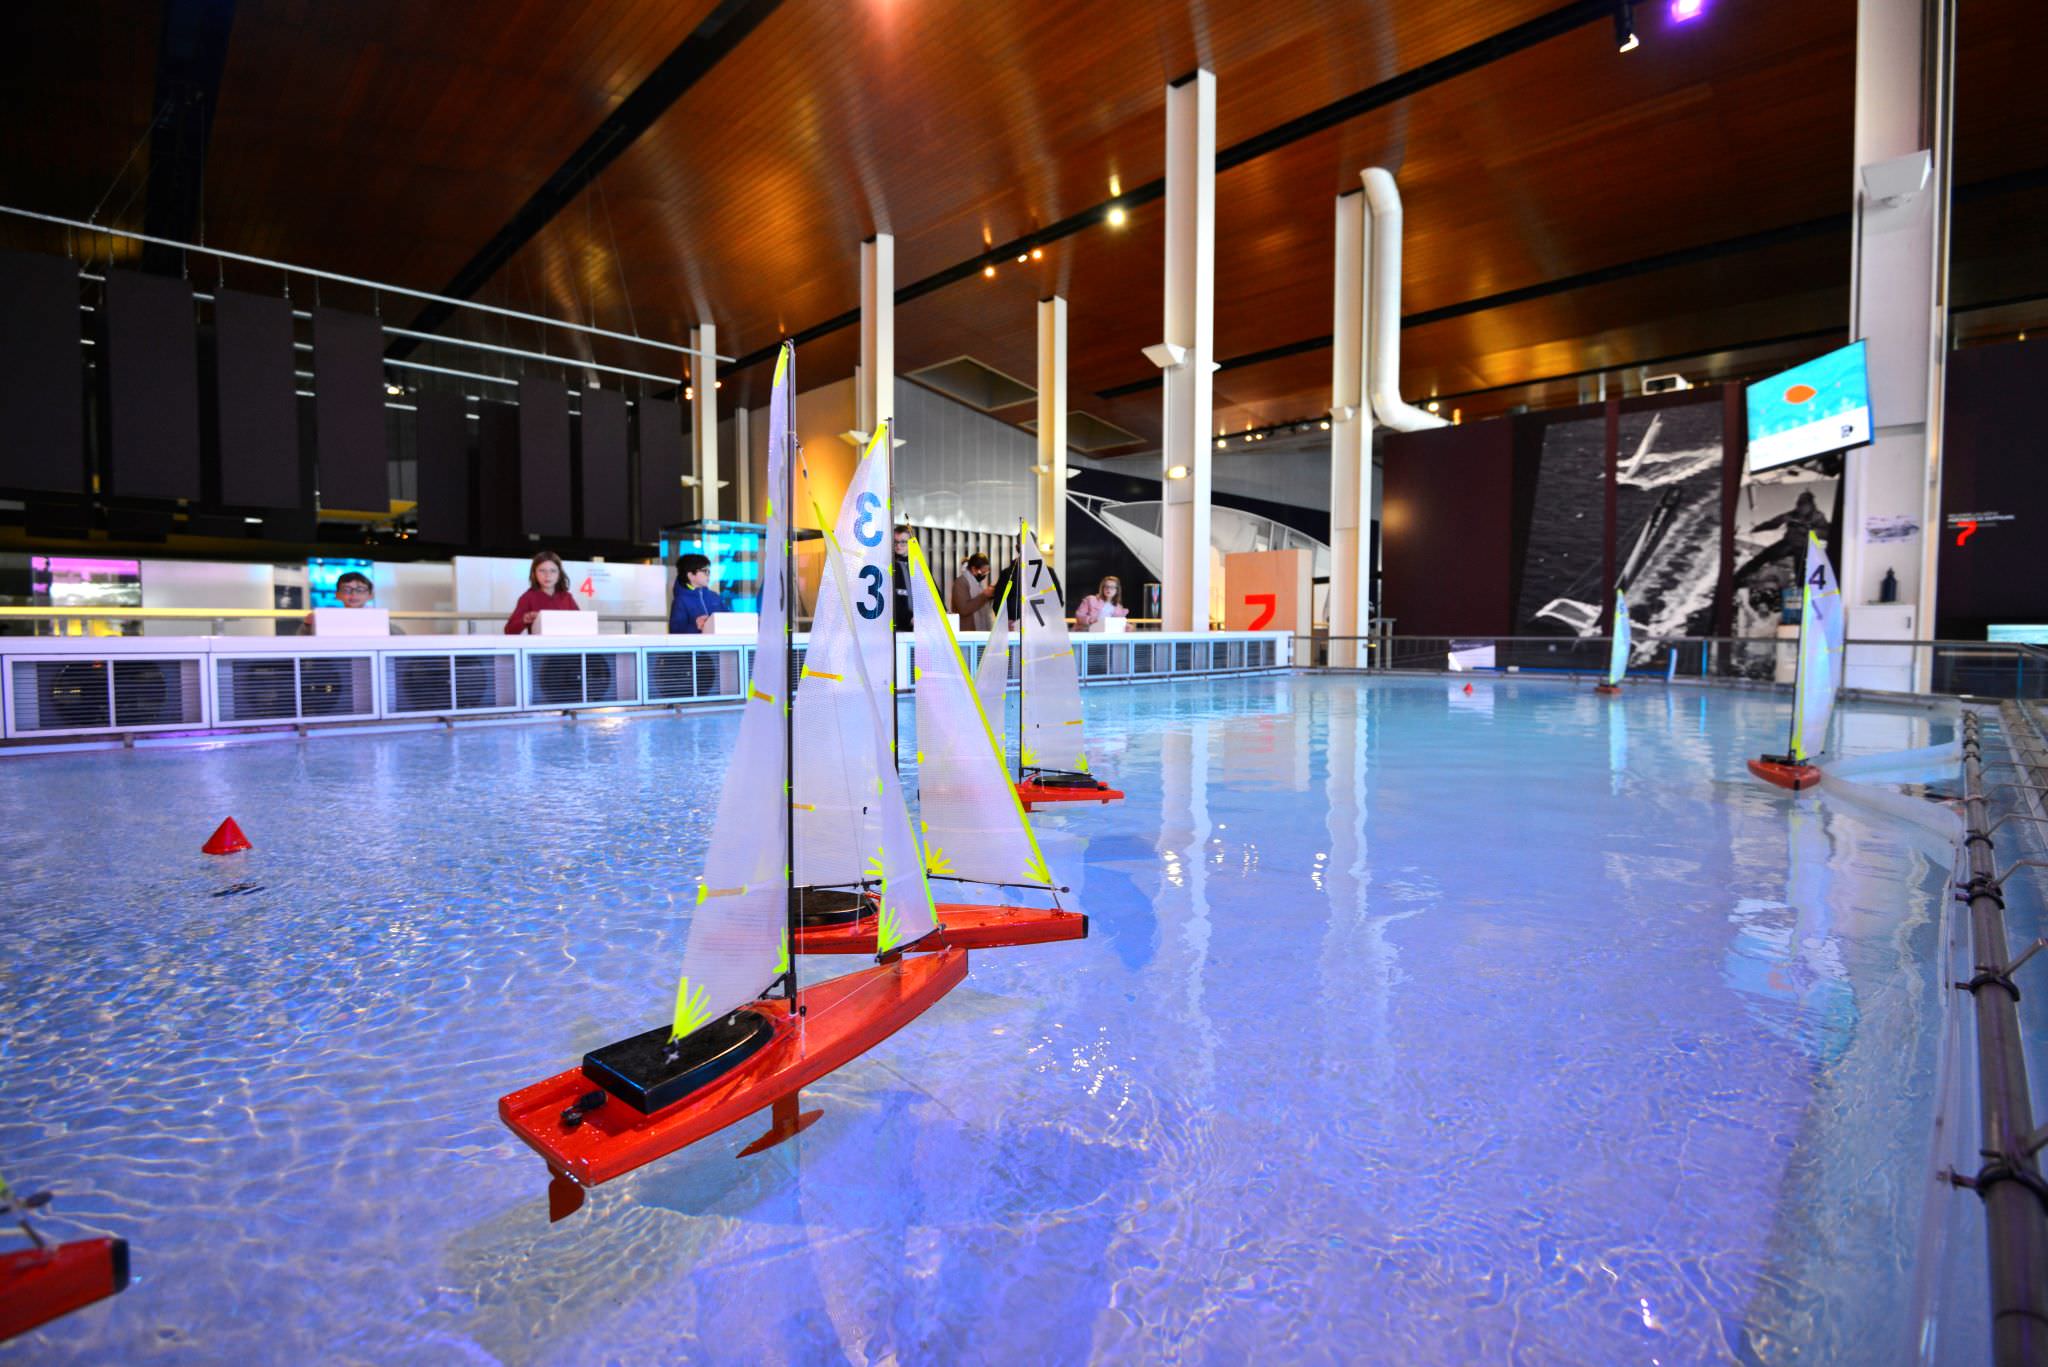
[498,343,965,1220]
[1,1172,130,1343]
[794,534,1086,954]
[1595,589,1629,695]
[1747,531,1844,791]
[1012,522,1125,811]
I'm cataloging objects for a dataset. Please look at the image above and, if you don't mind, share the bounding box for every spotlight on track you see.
[1613,1,1639,51]
[1670,0,1704,20]
[1106,204,1128,227]
[983,264,997,278]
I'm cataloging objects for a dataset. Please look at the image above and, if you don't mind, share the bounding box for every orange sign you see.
[1222,550,1310,635]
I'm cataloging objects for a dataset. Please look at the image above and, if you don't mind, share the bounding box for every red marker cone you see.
[1462,682,1473,695]
[202,818,252,856]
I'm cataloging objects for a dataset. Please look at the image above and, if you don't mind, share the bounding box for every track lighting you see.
[1614,2,1639,52]
[983,264,997,278]
[1106,205,1128,227]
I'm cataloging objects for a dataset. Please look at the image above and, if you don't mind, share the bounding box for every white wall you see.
[139,560,275,636]
[452,555,667,630]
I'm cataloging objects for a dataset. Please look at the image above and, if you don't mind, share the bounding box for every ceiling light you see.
[1319,420,1331,430]
[983,264,997,278]
[1030,248,1044,261]
[1166,464,1189,480]
[1426,399,1440,413]
[684,386,694,401]
[1216,438,1228,449]
[714,380,722,389]
[1670,0,1704,20]
[384,382,403,396]
[1613,2,1639,51]
[1109,174,1122,197]
[1106,205,1128,227]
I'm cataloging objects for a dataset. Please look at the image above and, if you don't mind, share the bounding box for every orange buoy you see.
[1594,683,1621,695]
[202,818,252,856]
[1462,682,1473,694]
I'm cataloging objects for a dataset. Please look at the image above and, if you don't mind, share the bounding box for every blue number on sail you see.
[857,564,886,619]
[853,492,883,547]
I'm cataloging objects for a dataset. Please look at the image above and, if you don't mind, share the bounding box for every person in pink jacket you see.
[1073,576,1128,629]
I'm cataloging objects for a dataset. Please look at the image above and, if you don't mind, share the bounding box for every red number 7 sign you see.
[1244,593,1277,629]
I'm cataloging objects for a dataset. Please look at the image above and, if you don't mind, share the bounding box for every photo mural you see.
[1512,411,1608,638]
[1613,402,1725,660]
[1728,459,1839,678]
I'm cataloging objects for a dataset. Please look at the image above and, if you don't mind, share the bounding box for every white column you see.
[689,323,718,521]
[1157,70,1216,633]
[1841,0,1952,690]
[859,234,895,444]
[1328,190,1372,667]
[1037,295,1068,586]
[732,404,751,522]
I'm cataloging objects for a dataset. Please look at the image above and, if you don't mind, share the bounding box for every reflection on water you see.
[0,676,1956,1363]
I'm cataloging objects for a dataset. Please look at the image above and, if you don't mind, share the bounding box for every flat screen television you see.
[308,557,375,609]
[1745,340,1873,472]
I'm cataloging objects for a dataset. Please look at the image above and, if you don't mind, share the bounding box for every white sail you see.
[1789,532,1843,764]
[974,582,1012,750]
[814,524,937,954]
[670,343,796,1040]
[910,540,1054,890]
[792,424,897,889]
[1606,589,1630,687]
[1017,523,1090,776]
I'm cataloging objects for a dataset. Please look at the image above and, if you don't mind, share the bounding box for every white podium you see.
[708,612,759,636]
[532,610,589,636]
[307,608,388,636]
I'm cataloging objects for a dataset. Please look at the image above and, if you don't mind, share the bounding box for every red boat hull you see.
[794,902,1087,955]
[1747,757,1822,791]
[499,948,968,1190]
[1593,683,1621,695]
[1,1237,130,1343]
[1016,780,1124,810]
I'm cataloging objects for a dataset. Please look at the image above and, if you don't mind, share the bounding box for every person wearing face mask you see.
[504,550,579,633]
[948,552,998,632]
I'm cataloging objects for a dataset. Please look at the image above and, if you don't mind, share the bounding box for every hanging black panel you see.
[102,268,201,500]
[0,251,85,494]
[211,289,301,509]
[635,396,684,541]
[579,387,629,541]
[414,391,472,545]
[312,308,388,513]
[517,377,571,538]
[476,401,521,547]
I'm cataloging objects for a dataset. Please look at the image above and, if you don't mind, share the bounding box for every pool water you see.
[0,675,1962,1364]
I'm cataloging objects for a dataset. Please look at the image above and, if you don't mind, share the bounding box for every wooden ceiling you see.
[4,0,2045,456]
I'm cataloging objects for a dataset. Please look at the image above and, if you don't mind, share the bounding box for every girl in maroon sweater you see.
[505,550,580,633]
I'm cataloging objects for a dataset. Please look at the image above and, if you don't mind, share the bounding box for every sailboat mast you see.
[1782,575,1808,759]
[886,419,900,771]
[781,346,799,1007]
[1015,523,1027,782]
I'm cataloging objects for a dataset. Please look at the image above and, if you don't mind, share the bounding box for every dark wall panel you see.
[211,290,301,508]
[1939,338,2048,637]
[578,387,628,541]
[517,376,571,537]
[634,396,684,541]
[102,269,201,500]
[414,392,472,545]
[476,401,521,548]
[0,251,85,493]
[312,308,388,513]
[1381,420,1516,637]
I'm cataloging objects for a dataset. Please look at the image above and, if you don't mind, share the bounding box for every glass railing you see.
[1298,632,2048,701]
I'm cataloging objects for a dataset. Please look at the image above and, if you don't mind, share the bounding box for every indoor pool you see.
[0,674,1964,1364]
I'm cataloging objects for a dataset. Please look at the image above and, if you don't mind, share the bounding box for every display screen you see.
[1745,340,1873,473]
[32,556,142,608]
[662,521,765,614]
[307,557,375,609]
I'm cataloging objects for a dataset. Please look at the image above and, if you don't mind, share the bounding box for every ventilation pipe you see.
[1361,168,1446,432]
